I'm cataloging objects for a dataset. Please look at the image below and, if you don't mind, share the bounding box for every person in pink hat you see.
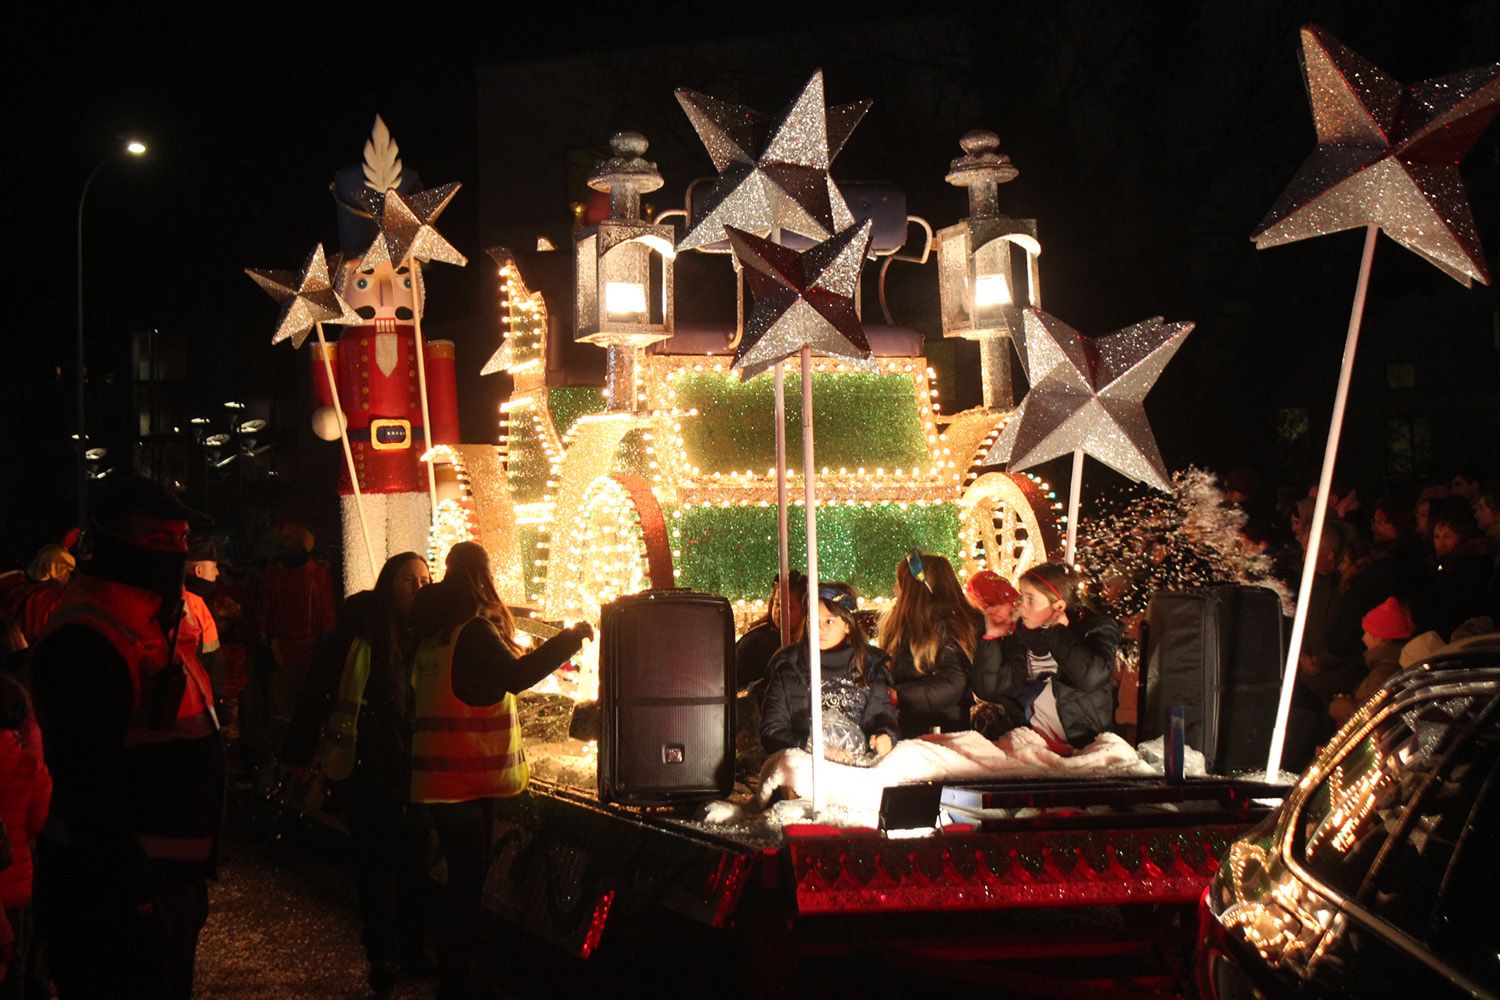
[1328,596,1415,726]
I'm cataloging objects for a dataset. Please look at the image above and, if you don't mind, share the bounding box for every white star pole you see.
[1263,225,1377,780]
[1253,27,1500,778]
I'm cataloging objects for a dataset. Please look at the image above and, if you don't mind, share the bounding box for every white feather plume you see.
[362,115,403,193]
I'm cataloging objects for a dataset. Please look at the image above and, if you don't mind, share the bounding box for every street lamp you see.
[77,138,148,527]
[934,129,1041,410]
[574,131,676,412]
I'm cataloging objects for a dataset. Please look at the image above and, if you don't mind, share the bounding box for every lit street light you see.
[77,138,148,527]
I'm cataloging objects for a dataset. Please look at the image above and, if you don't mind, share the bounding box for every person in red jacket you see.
[0,674,51,1000]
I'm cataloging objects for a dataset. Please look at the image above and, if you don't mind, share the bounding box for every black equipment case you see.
[598,589,736,805]
[1139,585,1286,775]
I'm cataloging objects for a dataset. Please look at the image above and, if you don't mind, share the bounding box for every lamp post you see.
[574,131,676,411]
[934,130,1041,410]
[77,139,147,526]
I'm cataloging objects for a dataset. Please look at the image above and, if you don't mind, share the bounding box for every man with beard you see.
[31,477,224,1000]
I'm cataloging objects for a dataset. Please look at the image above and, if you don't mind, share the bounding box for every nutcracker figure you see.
[311,117,464,593]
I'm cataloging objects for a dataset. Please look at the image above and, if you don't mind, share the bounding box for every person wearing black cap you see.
[30,476,224,1000]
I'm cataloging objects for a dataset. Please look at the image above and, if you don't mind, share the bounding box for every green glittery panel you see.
[670,371,932,476]
[515,524,546,608]
[672,502,963,602]
[506,419,552,506]
[547,386,607,440]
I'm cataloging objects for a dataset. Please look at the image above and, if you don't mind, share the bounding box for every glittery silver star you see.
[1254,25,1500,286]
[983,309,1193,491]
[245,244,362,349]
[727,221,875,380]
[360,183,467,270]
[677,71,871,252]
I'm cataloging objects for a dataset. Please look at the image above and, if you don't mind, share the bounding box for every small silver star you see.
[245,244,362,349]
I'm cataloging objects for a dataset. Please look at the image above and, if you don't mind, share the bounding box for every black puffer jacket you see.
[887,638,973,738]
[971,606,1120,746]
[760,643,899,753]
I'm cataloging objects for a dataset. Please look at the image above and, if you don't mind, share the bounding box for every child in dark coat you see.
[972,562,1121,752]
[761,584,899,766]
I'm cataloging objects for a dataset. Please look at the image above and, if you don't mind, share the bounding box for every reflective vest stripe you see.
[411,716,514,733]
[317,640,371,782]
[409,751,523,772]
[409,617,528,803]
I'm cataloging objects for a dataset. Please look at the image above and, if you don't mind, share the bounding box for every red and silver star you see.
[1254,24,1500,286]
[245,244,362,349]
[726,222,875,380]
[677,71,870,252]
[983,309,1193,492]
[360,183,467,270]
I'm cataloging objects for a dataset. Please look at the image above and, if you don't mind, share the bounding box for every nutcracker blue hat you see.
[331,115,423,255]
[906,549,933,591]
[817,585,858,614]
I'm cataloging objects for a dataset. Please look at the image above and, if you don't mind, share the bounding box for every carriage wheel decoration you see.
[549,474,674,622]
[958,470,1063,581]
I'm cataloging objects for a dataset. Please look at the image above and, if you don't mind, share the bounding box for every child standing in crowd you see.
[972,561,1121,752]
[761,583,898,765]
[1328,596,1415,727]
[879,552,980,738]
[0,675,50,1000]
[964,571,1022,738]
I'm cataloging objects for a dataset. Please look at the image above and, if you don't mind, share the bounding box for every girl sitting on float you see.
[972,561,1121,753]
[760,582,899,765]
[879,551,981,738]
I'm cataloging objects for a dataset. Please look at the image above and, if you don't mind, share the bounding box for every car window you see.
[1414,730,1500,986]
[1296,694,1476,901]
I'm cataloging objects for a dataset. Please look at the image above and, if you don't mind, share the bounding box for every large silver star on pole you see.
[726,222,875,380]
[245,244,362,349]
[676,71,870,252]
[359,183,467,270]
[983,309,1193,491]
[1253,25,1500,286]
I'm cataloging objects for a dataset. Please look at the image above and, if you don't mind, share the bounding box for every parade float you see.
[246,28,1500,979]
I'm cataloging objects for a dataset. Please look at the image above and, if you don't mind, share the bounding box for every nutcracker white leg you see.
[342,493,389,594]
[385,492,432,563]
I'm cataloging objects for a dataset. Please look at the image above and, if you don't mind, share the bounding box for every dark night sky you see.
[3,1,1498,563]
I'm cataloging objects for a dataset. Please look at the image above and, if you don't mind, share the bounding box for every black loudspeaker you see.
[1140,585,1286,774]
[598,590,735,806]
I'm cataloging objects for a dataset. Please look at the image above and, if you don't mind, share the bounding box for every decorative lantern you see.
[935,130,1041,409]
[575,131,676,411]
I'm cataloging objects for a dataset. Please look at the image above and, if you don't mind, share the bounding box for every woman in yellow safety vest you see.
[409,541,591,999]
[284,551,430,997]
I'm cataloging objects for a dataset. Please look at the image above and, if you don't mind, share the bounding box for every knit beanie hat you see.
[965,570,1020,607]
[1362,596,1415,641]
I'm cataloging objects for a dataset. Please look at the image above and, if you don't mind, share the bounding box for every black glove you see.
[569,621,596,643]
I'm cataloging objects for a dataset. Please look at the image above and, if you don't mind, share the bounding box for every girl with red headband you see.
[972,561,1121,752]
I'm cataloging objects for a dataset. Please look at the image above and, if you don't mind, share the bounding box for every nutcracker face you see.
[340,258,417,327]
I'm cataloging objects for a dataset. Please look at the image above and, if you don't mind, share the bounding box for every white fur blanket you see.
[709,729,1156,829]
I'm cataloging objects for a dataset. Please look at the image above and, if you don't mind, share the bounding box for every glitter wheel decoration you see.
[548,474,673,622]
[958,471,1062,581]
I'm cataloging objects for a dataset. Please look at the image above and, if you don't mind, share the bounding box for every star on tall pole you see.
[983,309,1192,560]
[676,71,870,251]
[1253,25,1500,781]
[246,243,375,580]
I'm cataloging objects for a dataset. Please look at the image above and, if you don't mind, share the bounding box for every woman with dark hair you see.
[878,551,979,738]
[972,561,1121,751]
[734,571,808,699]
[409,541,591,1000]
[284,551,431,997]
